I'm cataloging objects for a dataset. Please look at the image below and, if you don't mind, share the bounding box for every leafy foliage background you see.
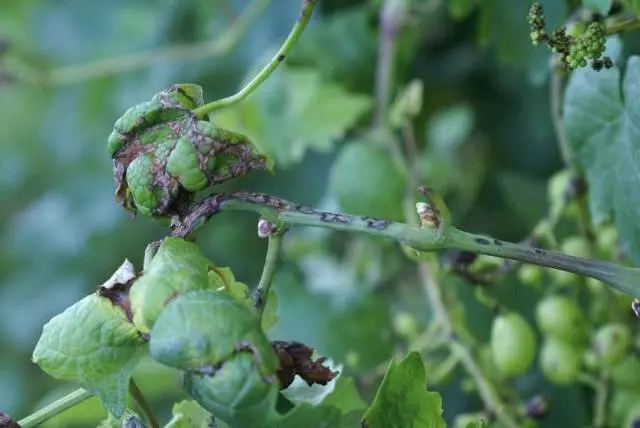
[0,0,631,426]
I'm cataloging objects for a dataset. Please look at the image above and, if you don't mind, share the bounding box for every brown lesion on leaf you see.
[98,279,136,324]
[0,412,20,428]
[272,340,339,389]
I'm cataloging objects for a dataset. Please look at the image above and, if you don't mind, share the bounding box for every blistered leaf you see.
[182,353,280,427]
[129,237,216,333]
[563,44,640,262]
[32,294,146,417]
[361,352,446,428]
[164,400,212,428]
[213,66,373,166]
[149,290,277,374]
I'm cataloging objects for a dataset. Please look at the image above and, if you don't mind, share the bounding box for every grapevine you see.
[4,1,640,428]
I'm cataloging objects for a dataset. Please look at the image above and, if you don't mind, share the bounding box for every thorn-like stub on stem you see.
[416,202,438,229]
[257,218,276,238]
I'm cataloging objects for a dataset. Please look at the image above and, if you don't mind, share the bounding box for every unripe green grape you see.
[610,355,640,390]
[592,323,631,366]
[547,169,580,218]
[518,264,543,287]
[560,236,591,259]
[582,350,600,371]
[490,312,537,378]
[392,312,420,339]
[549,267,579,288]
[535,295,586,344]
[596,225,619,258]
[540,338,581,385]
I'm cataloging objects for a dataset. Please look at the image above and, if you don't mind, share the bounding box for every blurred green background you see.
[0,0,618,426]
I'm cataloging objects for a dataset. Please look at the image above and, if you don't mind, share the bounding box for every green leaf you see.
[213,65,373,166]
[129,237,217,334]
[149,290,278,374]
[562,43,640,262]
[361,352,446,428]
[164,400,212,428]
[32,294,147,417]
[582,0,613,15]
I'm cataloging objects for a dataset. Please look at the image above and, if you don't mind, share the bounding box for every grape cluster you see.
[527,2,613,72]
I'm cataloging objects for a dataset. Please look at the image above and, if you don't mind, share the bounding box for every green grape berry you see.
[109,84,270,219]
[330,140,407,221]
[547,169,581,218]
[540,338,581,385]
[610,355,640,390]
[392,312,420,338]
[518,264,543,287]
[592,323,631,366]
[490,312,537,378]
[535,295,586,344]
[549,268,579,287]
[561,236,591,259]
[596,225,619,258]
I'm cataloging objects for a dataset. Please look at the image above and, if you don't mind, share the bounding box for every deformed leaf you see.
[182,353,280,427]
[361,352,446,428]
[32,294,147,417]
[149,289,278,374]
[164,400,212,427]
[129,237,217,333]
[563,45,640,262]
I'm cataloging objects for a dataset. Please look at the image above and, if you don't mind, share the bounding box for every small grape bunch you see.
[107,84,270,220]
[527,2,613,72]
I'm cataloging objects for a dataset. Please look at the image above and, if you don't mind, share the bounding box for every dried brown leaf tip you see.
[272,340,339,389]
[0,412,21,428]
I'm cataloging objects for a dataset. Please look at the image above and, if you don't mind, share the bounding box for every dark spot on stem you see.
[277,54,285,61]
[362,216,389,230]
[475,238,490,245]
[534,248,545,255]
[254,288,265,309]
[493,239,503,246]
[320,212,350,224]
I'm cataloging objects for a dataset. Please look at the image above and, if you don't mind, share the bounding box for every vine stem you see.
[129,379,159,428]
[12,0,271,86]
[171,191,640,297]
[254,231,284,316]
[192,0,318,118]
[17,388,92,428]
[606,17,640,35]
[418,264,519,428]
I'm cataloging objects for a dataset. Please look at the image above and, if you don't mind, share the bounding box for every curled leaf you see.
[108,84,269,219]
[149,290,277,375]
[128,237,217,334]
